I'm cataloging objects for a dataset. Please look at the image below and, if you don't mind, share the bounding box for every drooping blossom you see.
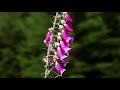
[44,31,51,46]
[57,46,68,60]
[60,40,71,55]
[64,23,73,32]
[65,14,72,23]
[55,61,66,75]
[61,29,74,45]
[59,59,68,68]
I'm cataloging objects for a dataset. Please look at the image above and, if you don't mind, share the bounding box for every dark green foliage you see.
[0,12,119,78]
[63,12,120,78]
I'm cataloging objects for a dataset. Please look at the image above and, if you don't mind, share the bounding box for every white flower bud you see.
[58,32,62,37]
[48,27,53,32]
[54,51,57,56]
[57,42,60,46]
[61,20,66,25]
[53,58,56,62]
[55,42,60,47]
[50,48,55,53]
[62,12,68,15]
[57,32,62,41]
[59,25,63,30]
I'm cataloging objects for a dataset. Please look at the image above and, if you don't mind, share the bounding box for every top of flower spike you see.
[62,12,68,15]
[62,12,72,23]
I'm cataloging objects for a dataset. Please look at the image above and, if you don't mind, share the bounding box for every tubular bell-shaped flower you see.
[65,14,72,23]
[57,46,68,60]
[60,40,71,55]
[64,23,73,32]
[55,61,66,75]
[59,59,68,68]
[44,31,52,46]
[61,29,74,45]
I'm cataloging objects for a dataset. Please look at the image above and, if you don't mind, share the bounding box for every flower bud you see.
[62,12,68,15]
[53,58,56,62]
[59,25,64,30]
[61,20,66,25]
[55,42,60,48]
[57,32,62,40]
[48,27,53,32]
[50,48,55,53]
[57,36,62,41]
[58,32,62,37]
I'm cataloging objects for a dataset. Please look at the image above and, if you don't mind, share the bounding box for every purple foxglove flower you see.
[44,32,51,46]
[60,40,71,55]
[66,21,72,27]
[64,23,73,32]
[61,29,74,45]
[59,59,69,68]
[57,46,67,60]
[55,61,66,75]
[65,14,72,23]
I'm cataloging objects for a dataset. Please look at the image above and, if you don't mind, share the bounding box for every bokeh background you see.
[0,12,120,78]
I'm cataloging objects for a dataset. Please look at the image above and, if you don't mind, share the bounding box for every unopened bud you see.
[59,25,63,30]
[61,20,66,25]
[48,27,53,32]
[58,32,62,37]
[50,48,55,53]
[55,42,60,48]
[62,12,68,15]
[57,36,62,41]
[53,58,56,62]
[54,51,57,56]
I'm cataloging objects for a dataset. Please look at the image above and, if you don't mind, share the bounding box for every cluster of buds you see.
[43,12,73,78]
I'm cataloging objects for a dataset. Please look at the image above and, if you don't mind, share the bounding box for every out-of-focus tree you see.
[0,12,50,78]
[64,12,120,78]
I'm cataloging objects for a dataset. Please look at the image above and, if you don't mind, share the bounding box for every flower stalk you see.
[44,12,58,78]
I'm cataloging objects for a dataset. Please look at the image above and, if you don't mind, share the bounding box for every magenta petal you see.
[66,21,72,27]
[57,46,67,60]
[61,30,74,45]
[55,61,66,75]
[62,60,68,68]
[44,32,51,46]
[59,59,69,68]
[64,23,73,32]
[60,40,71,55]
[65,14,72,23]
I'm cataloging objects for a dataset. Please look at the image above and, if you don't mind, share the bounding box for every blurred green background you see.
[0,12,120,78]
